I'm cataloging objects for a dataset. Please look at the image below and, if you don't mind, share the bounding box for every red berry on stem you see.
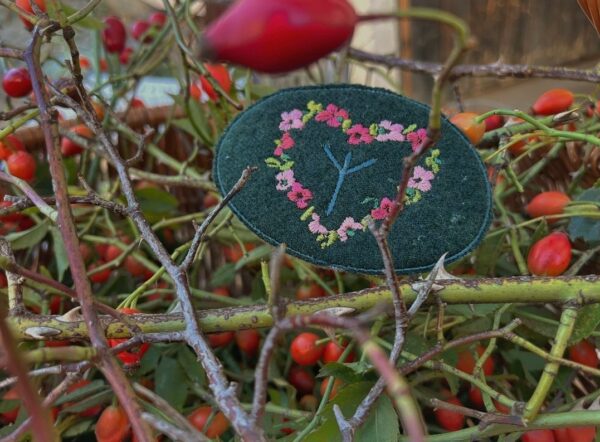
[102,16,127,54]
[468,386,484,408]
[89,262,112,284]
[295,283,326,301]
[200,0,357,73]
[450,112,486,145]
[235,329,260,356]
[484,114,504,131]
[61,124,93,157]
[149,12,167,28]
[532,88,574,115]
[525,191,571,222]
[119,47,133,65]
[107,308,150,365]
[188,406,229,438]
[287,365,315,394]
[568,339,599,368]
[15,0,46,31]
[527,232,572,276]
[208,331,235,348]
[521,429,556,442]
[554,427,596,442]
[0,134,25,160]
[456,345,494,376]
[3,67,32,98]
[434,395,465,431]
[95,405,131,442]
[7,151,36,181]
[322,340,355,364]
[190,64,232,102]
[290,332,324,366]
[131,20,152,43]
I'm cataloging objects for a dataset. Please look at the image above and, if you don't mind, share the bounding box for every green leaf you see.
[6,220,49,250]
[178,345,206,386]
[59,390,112,415]
[568,188,600,246]
[50,227,69,281]
[234,244,272,270]
[155,356,188,411]
[138,344,163,376]
[569,304,600,344]
[474,234,505,276]
[135,187,179,223]
[55,380,106,406]
[60,3,103,29]
[317,363,364,383]
[210,263,236,287]
[61,418,94,438]
[304,382,399,442]
[0,400,19,413]
[356,393,400,442]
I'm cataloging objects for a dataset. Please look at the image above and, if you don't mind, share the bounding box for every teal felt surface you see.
[214,85,492,275]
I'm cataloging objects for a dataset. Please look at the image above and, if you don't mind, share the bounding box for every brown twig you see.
[348,48,600,83]
[22,21,154,442]
[0,303,54,442]
[180,166,256,271]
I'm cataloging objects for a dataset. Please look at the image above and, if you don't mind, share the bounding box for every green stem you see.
[523,306,578,420]
[8,276,600,340]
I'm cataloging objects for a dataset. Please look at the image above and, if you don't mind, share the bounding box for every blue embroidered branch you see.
[323,143,377,216]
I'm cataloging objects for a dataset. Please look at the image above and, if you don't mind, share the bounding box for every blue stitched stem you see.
[324,144,377,216]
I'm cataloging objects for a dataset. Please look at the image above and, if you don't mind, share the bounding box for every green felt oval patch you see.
[214,85,492,274]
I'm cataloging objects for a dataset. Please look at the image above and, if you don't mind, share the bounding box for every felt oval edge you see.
[213,84,493,275]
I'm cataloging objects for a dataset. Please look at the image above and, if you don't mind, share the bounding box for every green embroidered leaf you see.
[403,123,417,134]
[280,160,294,171]
[155,356,188,411]
[568,188,600,246]
[300,206,315,221]
[264,157,282,168]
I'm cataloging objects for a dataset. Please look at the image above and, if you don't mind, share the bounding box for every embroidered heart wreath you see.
[264,100,442,249]
[214,85,492,274]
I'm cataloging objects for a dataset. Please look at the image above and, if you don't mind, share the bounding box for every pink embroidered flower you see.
[408,166,435,192]
[337,217,364,242]
[347,124,374,145]
[376,120,405,142]
[371,197,397,220]
[315,104,349,128]
[275,170,296,191]
[274,132,295,156]
[308,213,328,234]
[407,128,427,152]
[279,109,304,131]
[287,182,313,209]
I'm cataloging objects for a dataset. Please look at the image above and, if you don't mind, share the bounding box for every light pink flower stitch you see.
[315,104,349,128]
[407,128,427,152]
[347,124,374,145]
[287,182,313,209]
[274,132,295,156]
[408,166,435,192]
[371,197,397,220]
[337,217,364,242]
[276,170,295,191]
[308,213,328,234]
[376,120,405,142]
[279,109,304,131]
